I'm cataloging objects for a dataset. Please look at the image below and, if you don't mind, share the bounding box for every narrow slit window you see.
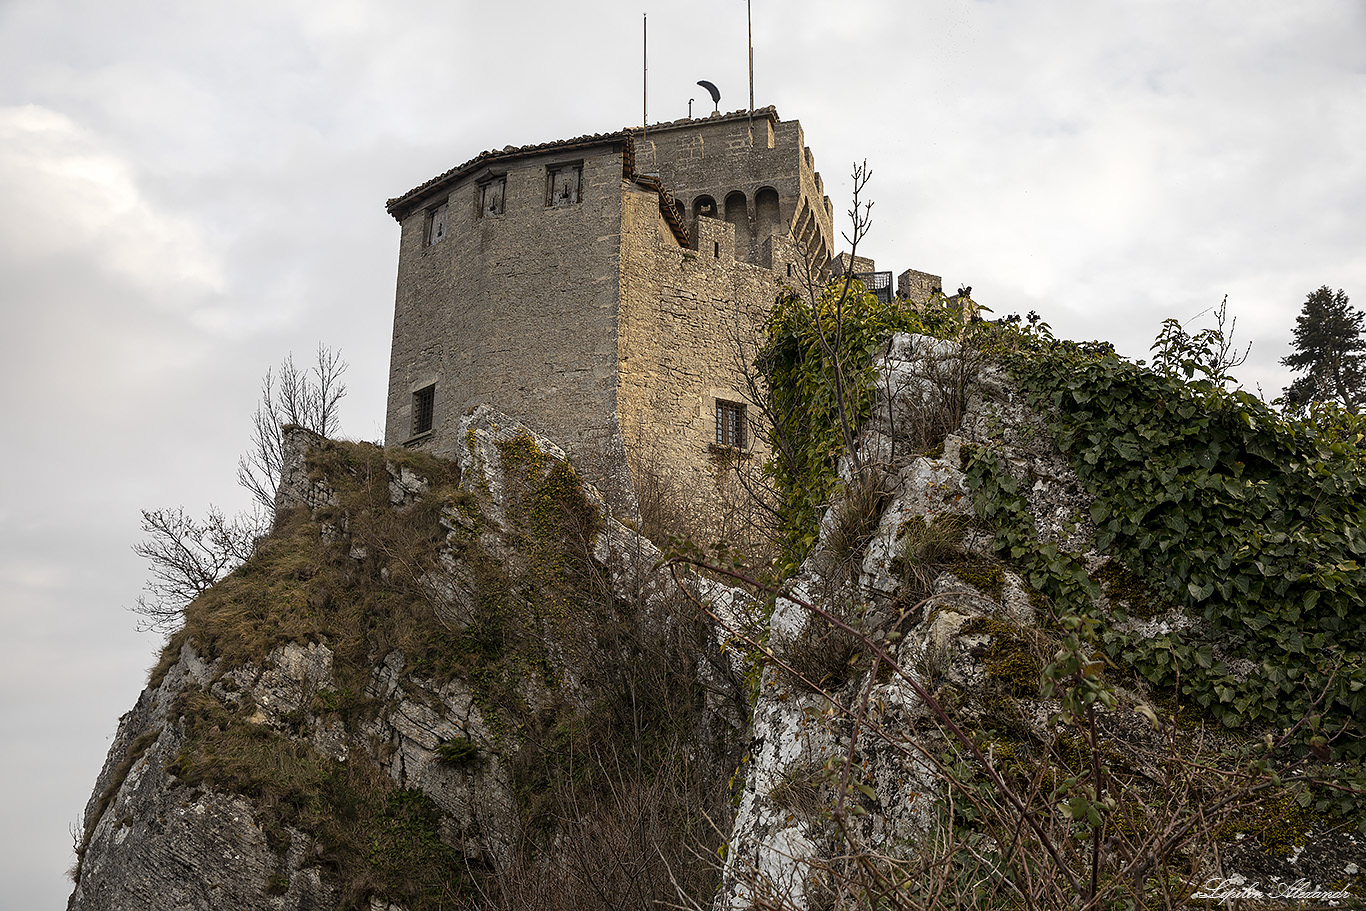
[713,241,720,258]
[716,400,746,448]
[412,385,436,436]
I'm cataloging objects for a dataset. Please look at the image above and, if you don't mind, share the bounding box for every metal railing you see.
[853,271,893,304]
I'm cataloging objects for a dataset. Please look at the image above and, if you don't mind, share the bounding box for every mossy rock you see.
[960,615,1042,696]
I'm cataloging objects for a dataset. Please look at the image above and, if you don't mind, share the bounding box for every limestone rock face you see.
[68,642,337,911]
[70,409,748,911]
[712,332,1365,909]
[717,333,1018,909]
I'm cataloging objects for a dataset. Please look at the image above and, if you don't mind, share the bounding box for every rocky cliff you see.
[70,409,747,910]
[71,329,1366,910]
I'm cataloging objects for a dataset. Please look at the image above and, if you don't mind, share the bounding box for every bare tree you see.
[238,344,347,512]
[132,344,347,632]
[798,160,875,481]
[130,506,260,631]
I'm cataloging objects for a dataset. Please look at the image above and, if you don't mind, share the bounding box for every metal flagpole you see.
[747,0,753,145]
[643,13,648,136]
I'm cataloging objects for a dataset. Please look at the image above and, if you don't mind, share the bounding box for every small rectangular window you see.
[716,400,746,449]
[412,385,436,436]
[547,163,582,207]
[480,177,505,217]
[426,202,449,245]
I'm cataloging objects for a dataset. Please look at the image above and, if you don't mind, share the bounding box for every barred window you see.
[716,400,746,448]
[412,385,436,436]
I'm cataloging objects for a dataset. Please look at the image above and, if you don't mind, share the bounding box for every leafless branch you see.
[237,344,348,512]
[130,505,264,632]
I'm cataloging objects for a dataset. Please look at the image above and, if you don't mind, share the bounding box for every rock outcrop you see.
[715,333,1365,909]
[70,408,747,911]
[71,339,1366,910]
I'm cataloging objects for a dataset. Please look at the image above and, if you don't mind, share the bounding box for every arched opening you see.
[692,195,717,221]
[725,191,751,260]
[755,186,780,248]
[724,191,748,228]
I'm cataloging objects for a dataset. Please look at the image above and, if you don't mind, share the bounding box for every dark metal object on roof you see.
[697,80,721,112]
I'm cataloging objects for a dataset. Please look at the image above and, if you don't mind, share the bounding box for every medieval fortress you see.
[383,107,941,513]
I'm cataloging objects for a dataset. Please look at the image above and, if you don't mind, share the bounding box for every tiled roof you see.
[386,129,631,221]
[384,107,782,222]
[640,105,778,135]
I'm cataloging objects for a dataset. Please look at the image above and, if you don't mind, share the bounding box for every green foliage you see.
[1092,559,1171,621]
[435,736,485,769]
[495,431,603,609]
[960,615,1041,695]
[963,448,1113,720]
[964,325,1366,801]
[758,285,964,570]
[1149,295,1249,387]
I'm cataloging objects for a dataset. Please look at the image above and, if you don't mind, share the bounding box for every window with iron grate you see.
[412,385,436,436]
[715,400,746,449]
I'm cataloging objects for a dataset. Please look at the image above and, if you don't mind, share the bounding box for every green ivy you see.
[996,347,1366,762]
[759,284,964,569]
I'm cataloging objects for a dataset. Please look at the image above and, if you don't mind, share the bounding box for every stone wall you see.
[897,268,943,305]
[384,142,637,506]
[833,252,876,276]
[384,111,841,519]
[639,110,835,271]
[618,188,782,526]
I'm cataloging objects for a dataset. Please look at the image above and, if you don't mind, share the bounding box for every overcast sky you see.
[2,1,1363,906]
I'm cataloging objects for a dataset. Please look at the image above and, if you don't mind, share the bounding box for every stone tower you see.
[383,107,835,514]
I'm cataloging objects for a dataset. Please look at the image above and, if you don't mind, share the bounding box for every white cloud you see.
[0,104,224,294]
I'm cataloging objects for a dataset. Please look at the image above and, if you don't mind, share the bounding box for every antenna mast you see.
[643,13,648,138]
[746,0,754,144]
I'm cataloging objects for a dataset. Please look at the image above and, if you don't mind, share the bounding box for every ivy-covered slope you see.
[738,294,1365,905]
[759,288,1366,803]
[1003,345,1366,761]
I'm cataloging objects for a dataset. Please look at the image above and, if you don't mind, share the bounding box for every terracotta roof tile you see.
[386,129,630,220]
[384,107,781,222]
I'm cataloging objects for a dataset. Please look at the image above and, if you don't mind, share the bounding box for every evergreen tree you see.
[1281,285,1366,414]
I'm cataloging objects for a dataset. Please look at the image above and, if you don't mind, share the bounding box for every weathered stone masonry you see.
[383,108,903,517]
